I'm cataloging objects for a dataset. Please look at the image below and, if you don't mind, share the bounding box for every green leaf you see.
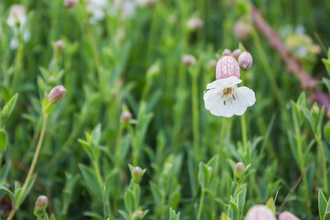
[79,164,101,197]
[198,162,210,189]
[150,181,162,210]
[0,130,7,153]
[124,189,136,214]
[324,212,330,220]
[17,174,37,206]
[265,197,276,213]
[0,161,11,180]
[83,211,103,220]
[118,210,129,220]
[228,201,239,220]
[221,213,231,220]
[238,42,246,52]
[236,187,247,218]
[0,184,15,205]
[91,123,102,146]
[1,93,18,125]
[319,189,327,220]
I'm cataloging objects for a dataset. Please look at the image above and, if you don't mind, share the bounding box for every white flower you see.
[203,76,255,117]
[86,0,108,23]
[108,0,136,21]
[204,55,256,117]
[7,5,27,28]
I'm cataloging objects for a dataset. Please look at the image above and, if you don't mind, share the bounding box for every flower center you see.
[218,86,237,105]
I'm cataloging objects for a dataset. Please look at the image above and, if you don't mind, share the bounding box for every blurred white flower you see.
[86,0,108,23]
[7,5,30,49]
[203,56,255,117]
[7,5,27,27]
[108,0,136,21]
[187,18,204,30]
[136,0,156,7]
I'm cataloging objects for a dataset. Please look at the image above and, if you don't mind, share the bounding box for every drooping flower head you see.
[203,55,255,117]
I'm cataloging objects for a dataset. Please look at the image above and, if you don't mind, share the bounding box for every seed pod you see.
[48,85,67,103]
[232,49,241,61]
[278,211,300,220]
[244,205,276,220]
[132,166,143,183]
[234,162,245,179]
[216,56,240,80]
[238,51,253,71]
[222,49,232,56]
[182,54,196,66]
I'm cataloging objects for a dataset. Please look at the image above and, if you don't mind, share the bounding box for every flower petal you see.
[206,77,242,90]
[203,89,234,117]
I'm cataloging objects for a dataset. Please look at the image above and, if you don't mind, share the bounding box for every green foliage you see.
[0,0,330,219]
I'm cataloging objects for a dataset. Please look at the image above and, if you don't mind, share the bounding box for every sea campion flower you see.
[64,0,79,8]
[222,49,231,56]
[182,54,196,66]
[233,20,250,39]
[238,52,253,71]
[203,56,255,117]
[244,205,276,220]
[7,5,30,49]
[86,0,108,23]
[278,211,300,220]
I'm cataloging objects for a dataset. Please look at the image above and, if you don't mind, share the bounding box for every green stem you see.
[191,71,200,161]
[133,183,137,195]
[240,71,249,164]
[237,182,241,195]
[197,188,205,220]
[317,136,328,194]
[93,160,104,192]
[8,115,48,220]
[11,40,24,93]
[116,125,125,168]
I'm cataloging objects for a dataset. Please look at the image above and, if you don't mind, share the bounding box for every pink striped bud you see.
[238,52,253,71]
[244,205,276,220]
[278,211,300,220]
[216,56,240,80]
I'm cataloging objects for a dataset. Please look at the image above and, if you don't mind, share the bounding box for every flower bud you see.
[133,210,143,217]
[278,211,299,220]
[48,85,67,103]
[233,20,250,40]
[216,56,240,80]
[64,0,79,8]
[311,103,319,115]
[55,40,64,53]
[35,195,48,210]
[222,49,231,56]
[207,166,213,174]
[238,51,253,71]
[182,54,196,66]
[234,162,245,179]
[207,59,217,71]
[187,18,204,30]
[244,205,276,220]
[120,111,132,123]
[232,49,241,61]
[136,0,157,7]
[131,166,146,184]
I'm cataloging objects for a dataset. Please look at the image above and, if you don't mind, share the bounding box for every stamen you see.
[232,94,235,100]
[223,100,226,105]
